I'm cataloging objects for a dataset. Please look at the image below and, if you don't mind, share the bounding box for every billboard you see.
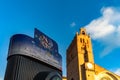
[34,28,58,54]
[8,29,62,70]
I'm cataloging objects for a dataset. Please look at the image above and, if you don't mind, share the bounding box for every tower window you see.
[80,38,82,43]
[82,31,85,35]
[83,39,85,43]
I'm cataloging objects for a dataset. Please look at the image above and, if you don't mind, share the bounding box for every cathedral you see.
[64,28,120,80]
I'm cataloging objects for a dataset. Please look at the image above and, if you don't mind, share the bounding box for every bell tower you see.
[67,28,95,80]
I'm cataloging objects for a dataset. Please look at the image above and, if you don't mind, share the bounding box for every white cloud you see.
[114,69,120,76]
[85,7,120,57]
[70,22,76,27]
[112,68,120,76]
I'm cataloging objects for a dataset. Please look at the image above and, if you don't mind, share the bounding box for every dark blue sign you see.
[34,29,62,70]
[8,29,62,70]
[34,28,58,53]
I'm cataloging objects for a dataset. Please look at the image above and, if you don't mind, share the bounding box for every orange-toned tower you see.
[67,28,95,80]
[66,28,120,80]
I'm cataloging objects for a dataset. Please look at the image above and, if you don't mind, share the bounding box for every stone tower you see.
[67,28,95,80]
[66,28,120,80]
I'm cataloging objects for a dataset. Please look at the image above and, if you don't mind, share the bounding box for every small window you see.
[82,31,85,35]
[80,38,82,43]
[83,39,85,43]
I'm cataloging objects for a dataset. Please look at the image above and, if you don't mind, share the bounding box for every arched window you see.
[80,38,82,43]
[82,31,85,35]
[83,39,85,43]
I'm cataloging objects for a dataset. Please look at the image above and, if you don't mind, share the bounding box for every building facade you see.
[67,28,120,80]
[4,29,62,80]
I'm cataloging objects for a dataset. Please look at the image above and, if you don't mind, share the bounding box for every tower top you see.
[76,28,89,37]
[80,28,87,35]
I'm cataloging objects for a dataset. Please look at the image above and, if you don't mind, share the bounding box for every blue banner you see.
[34,28,58,53]
[8,29,62,70]
[34,29,62,70]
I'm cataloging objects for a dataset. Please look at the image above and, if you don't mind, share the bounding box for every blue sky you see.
[1,0,120,79]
